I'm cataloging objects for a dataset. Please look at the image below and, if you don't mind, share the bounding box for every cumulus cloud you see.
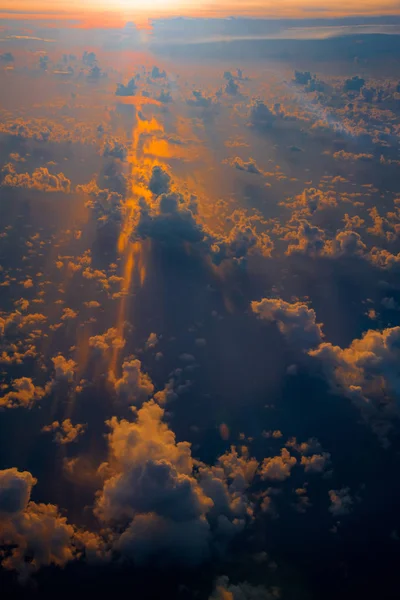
[284,220,326,256]
[129,175,272,267]
[225,77,240,96]
[95,401,257,566]
[248,99,276,128]
[89,328,125,355]
[102,140,128,160]
[51,355,76,382]
[116,77,137,96]
[112,358,154,405]
[227,157,262,174]
[209,576,280,600]
[145,332,159,350]
[0,469,76,580]
[333,150,373,162]
[61,308,78,321]
[148,165,171,196]
[1,164,71,193]
[212,218,273,265]
[42,419,86,444]
[187,90,215,108]
[131,193,205,246]
[260,449,296,481]
[327,230,367,257]
[151,66,166,79]
[77,179,124,223]
[0,469,36,516]
[309,326,400,433]
[344,75,365,93]
[0,312,46,336]
[283,188,337,215]
[301,453,330,473]
[328,488,353,516]
[293,70,312,85]
[0,377,45,409]
[368,248,400,270]
[251,298,323,348]
[157,89,173,103]
[253,295,400,438]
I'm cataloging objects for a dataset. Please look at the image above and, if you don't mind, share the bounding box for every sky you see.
[2,0,400,25]
[0,4,400,600]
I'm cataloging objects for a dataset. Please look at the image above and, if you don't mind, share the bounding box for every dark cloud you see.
[116,78,138,97]
[251,298,324,348]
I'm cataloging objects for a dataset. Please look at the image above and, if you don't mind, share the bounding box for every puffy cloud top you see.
[0,469,36,516]
[95,401,257,566]
[251,298,324,348]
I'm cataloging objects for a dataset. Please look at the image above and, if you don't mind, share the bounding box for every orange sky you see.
[1,0,399,28]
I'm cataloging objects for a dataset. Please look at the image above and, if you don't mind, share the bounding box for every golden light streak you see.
[108,101,166,378]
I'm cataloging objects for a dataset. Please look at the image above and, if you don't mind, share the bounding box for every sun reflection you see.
[109,100,167,377]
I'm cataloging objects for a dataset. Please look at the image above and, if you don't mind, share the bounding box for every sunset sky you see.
[2,0,400,24]
[1,3,400,600]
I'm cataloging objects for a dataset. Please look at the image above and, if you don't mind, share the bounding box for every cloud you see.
[87,65,105,80]
[116,77,137,97]
[260,448,296,481]
[0,469,76,580]
[0,311,47,337]
[328,488,353,516]
[95,401,257,566]
[0,115,91,144]
[145,332,159,350]
[327,230,367,257]
[224,76,240,96]
[254,294,400,439]
[187,90,216,108]
[129,176,272,266]
[251,298,324,348]
[212,217,273,264]
[253,293,400,435]
[0,377,45,409]
[112,358,155,405]
[89,328,125,355]
[293,70,312,85]
[131,193,205,246]
[368,248,400,270]
[227,157,262,174]
[344,75,365,92]
[77,179,124,224]
[102,140,128,160]
[309,326,400,433]
[248,99,276,128]
[0,52,14,63]
[301,452,330,473]
[282,188,337,215]
[82,51,97,66]
[151,66,166,79]
[284,220,326,256]
[61,307,78,321]
[42,419,86,444]
[148,165,171,195]
[51,355,77,382]
[0,469,36,516]
[209,576,280,600]
[157,89,173,103]
[1,164,71,193]
[333,150,373,162]
[95,400,211,525]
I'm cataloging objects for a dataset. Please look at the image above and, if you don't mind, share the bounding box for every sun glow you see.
[2,0,400,27]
